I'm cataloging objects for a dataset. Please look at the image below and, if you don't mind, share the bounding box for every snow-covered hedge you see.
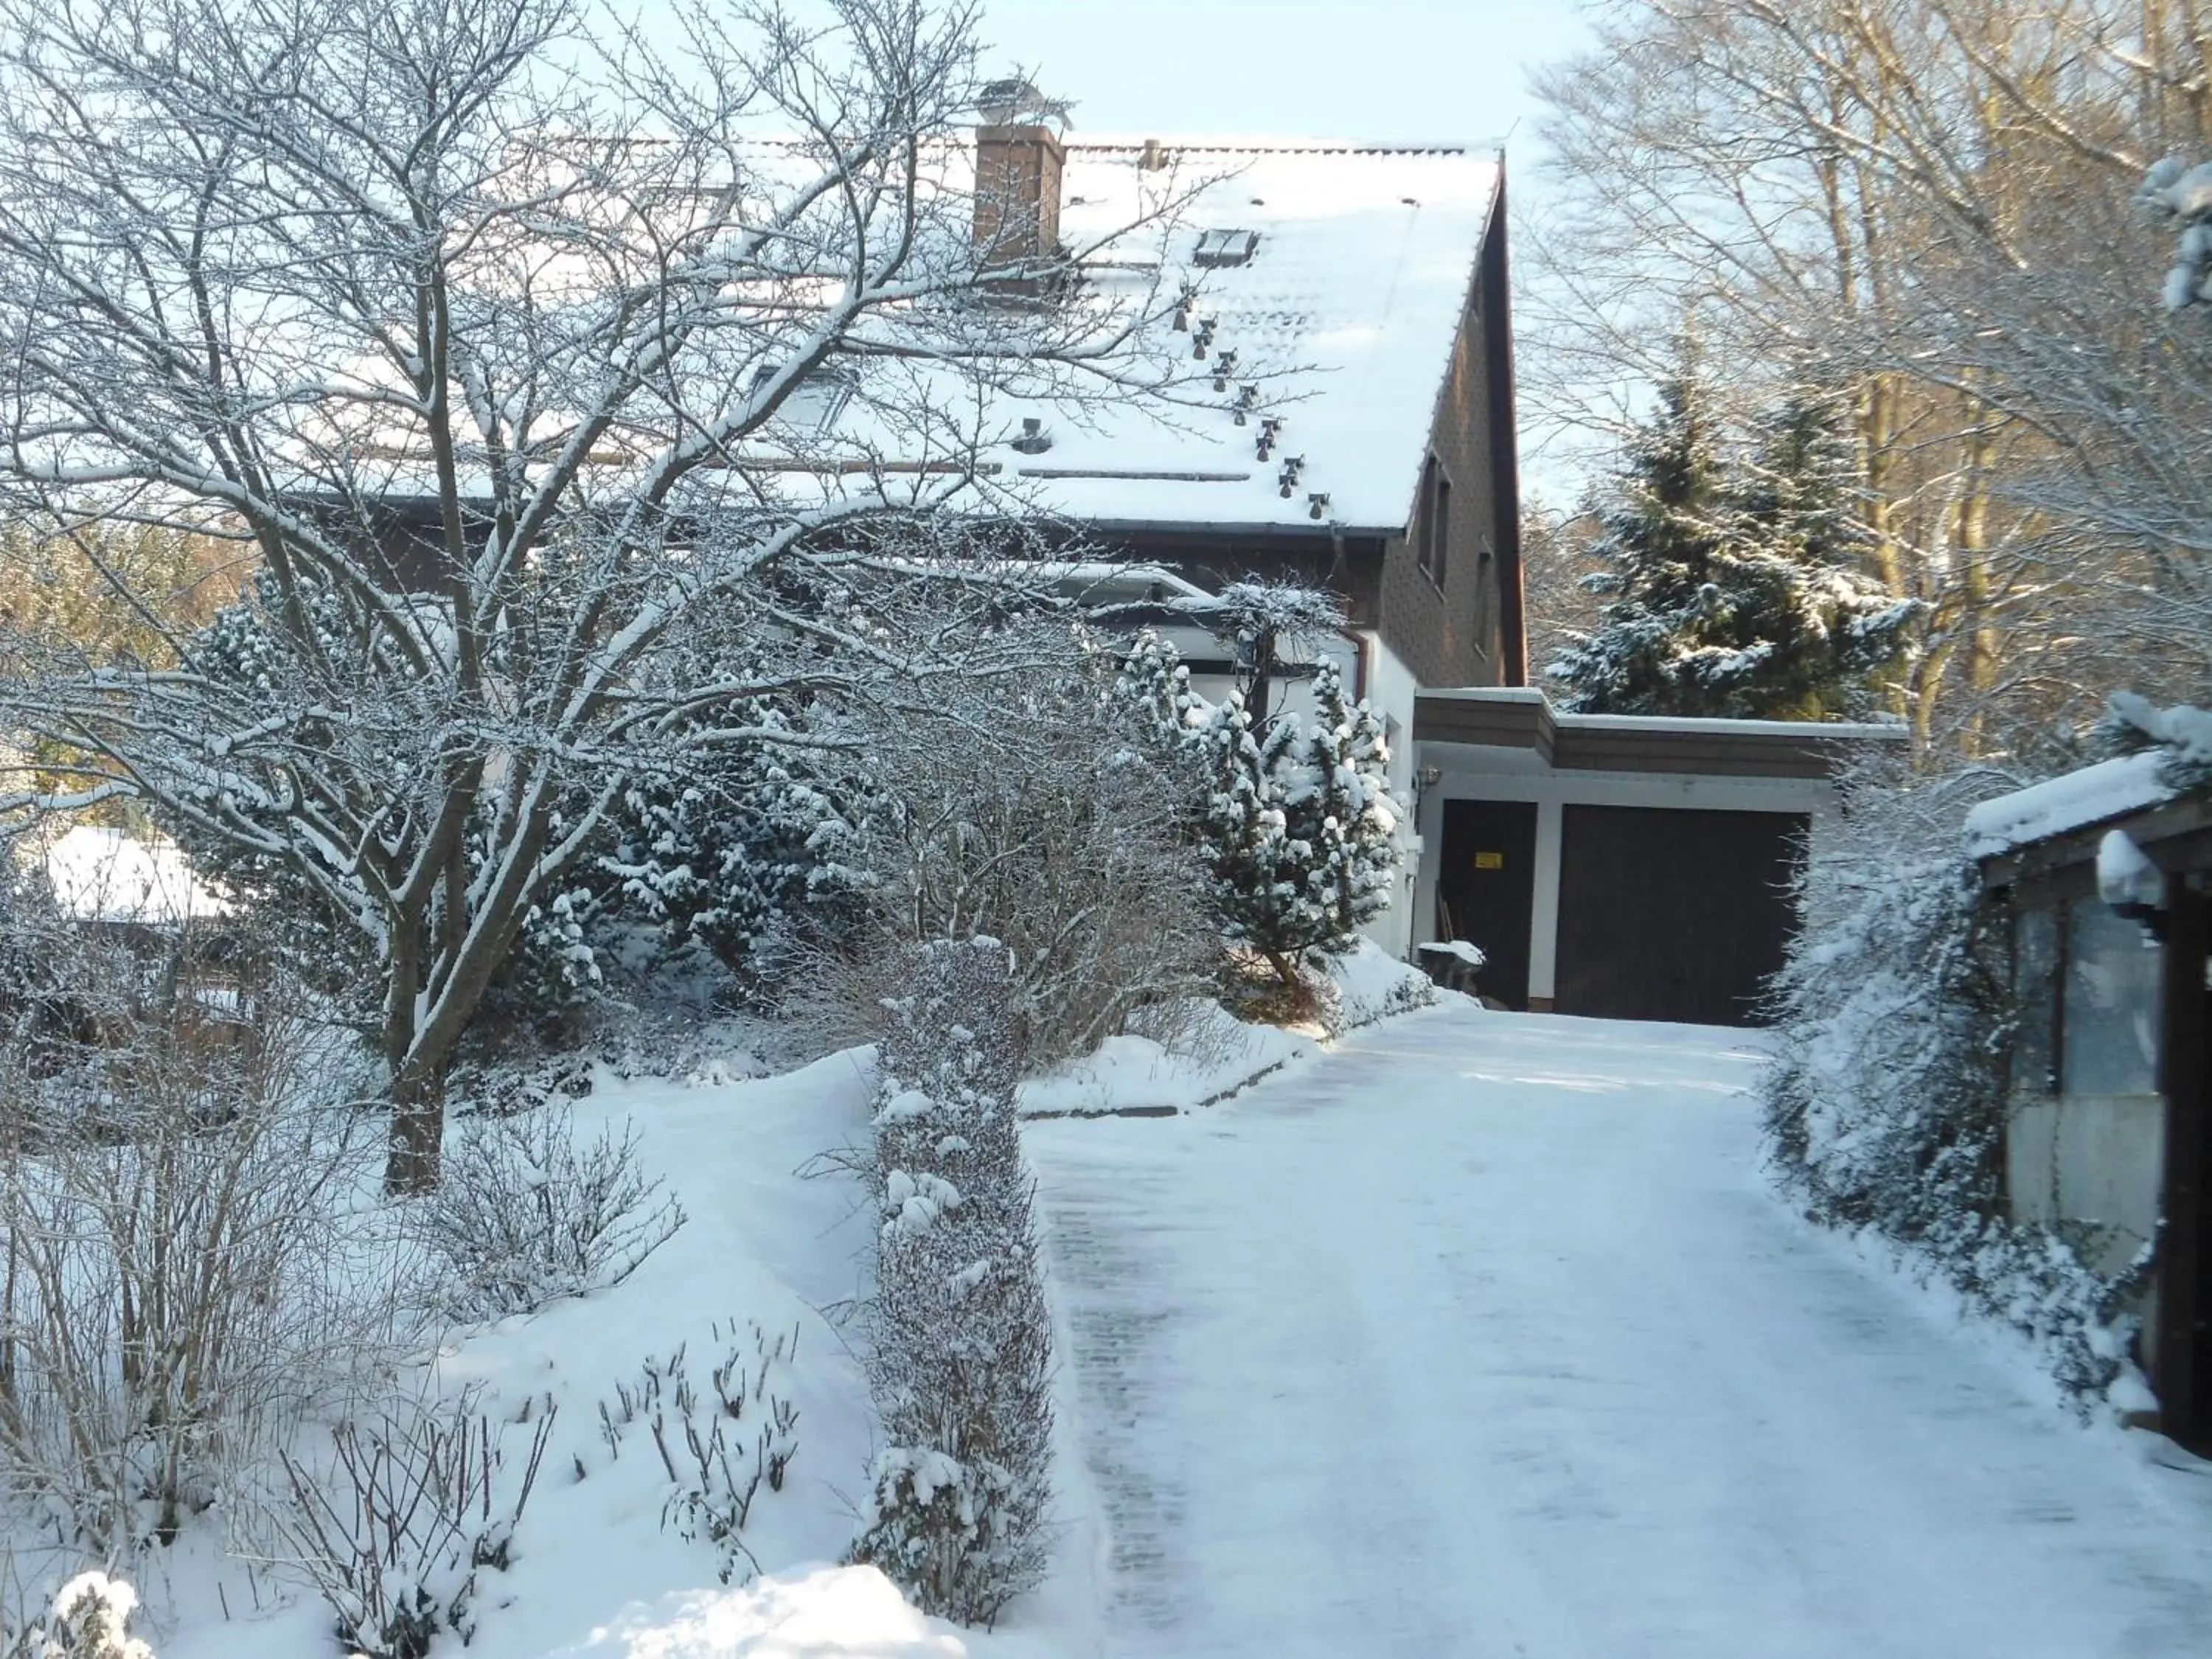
[850,940,1053,1627]
[1761,767,2150,1405]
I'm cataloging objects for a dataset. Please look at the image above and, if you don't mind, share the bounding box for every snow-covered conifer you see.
[1549,375,1910,720]
[1298,662,1399,943]
[1120,632,1403,991]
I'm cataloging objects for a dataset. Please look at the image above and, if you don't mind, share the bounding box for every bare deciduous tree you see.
[0,0,1211,1188]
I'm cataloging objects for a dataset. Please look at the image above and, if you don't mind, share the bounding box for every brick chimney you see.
[973,78,1065,282]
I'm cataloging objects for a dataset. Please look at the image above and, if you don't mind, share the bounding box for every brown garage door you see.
[1555,805,1806,1027]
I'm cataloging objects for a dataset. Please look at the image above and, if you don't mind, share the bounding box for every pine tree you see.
[1548,374,1913,720]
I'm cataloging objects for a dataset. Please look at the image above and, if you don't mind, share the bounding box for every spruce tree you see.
[1548,375,1913,720]
[1546,366,1731,714]
[1712,394,1914,718]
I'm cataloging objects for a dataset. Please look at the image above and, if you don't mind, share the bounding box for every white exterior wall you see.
[1359,634,1421,960]
[1411,743,1837,1001]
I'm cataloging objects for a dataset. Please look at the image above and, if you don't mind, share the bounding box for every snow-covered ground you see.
[61,992,2212,1657]
[1029,1003,2212,1658]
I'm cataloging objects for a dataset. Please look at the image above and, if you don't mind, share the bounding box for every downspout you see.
[1328,522,1368,701]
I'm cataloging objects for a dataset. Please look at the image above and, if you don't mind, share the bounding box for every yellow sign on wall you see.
[1475,851,1504,870]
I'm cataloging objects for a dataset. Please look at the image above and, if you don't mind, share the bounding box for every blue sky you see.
[977,0,1593,164]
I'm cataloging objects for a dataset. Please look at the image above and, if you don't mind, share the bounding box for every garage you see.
[1554,804,1806,1026]
[1413,687,1897,1025]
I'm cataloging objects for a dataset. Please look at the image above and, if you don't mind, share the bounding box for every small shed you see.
[1411,688,1905,1026]
[1969,744,2212,1451]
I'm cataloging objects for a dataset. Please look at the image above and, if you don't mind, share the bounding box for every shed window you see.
[2012,905,2059,1095]
[2062,902,2161,1096]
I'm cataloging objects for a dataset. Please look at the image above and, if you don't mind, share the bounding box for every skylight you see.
[749,364,855,435]
[1193,229,1260,268]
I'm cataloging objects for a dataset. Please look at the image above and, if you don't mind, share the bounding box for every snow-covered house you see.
[1968,724,2212,1453]
[339,105,1902,1009]
[962,117,1908,1008]
[964,123,1526,963]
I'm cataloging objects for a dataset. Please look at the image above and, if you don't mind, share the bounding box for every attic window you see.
[749,363,855,434]
[1194,229,1260,268]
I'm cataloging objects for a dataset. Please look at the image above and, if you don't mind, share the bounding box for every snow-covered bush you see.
[1122,632,1402,998]
[811,634,1215,1071]
[0,913,398,1558]
[278,1393,554,1659]
[1316,939,1437,1034]
[594,1324,801,1587]
[586,704,871,997]
[14,1573,155,1659]
[850,941,1052,1627]
[412,1105,684,1323]
[1762,757,2150,1403]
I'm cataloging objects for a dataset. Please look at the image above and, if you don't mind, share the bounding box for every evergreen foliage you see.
[172,577,866,1035]
[585,713,869,992]
[1120,630,1402,987]
[1548,373,1913,720]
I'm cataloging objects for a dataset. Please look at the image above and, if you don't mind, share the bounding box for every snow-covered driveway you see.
[1026,1004,2212,1659]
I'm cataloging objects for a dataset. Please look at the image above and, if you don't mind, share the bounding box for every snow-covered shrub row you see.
[1121,630,1402,1000]
[411,1105,684,1324]
[1761,759,2149,1404]
[0,897,403,1559]
[594,1324,801,1587]
[277,1393,554,1659]
[850,941,1053,1627]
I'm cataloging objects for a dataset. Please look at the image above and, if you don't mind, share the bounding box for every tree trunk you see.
[386,1054,445,1194]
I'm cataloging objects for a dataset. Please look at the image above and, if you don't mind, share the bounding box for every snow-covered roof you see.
[306,136,1502,543]
[41,827,226,924]
[1964,752,2179,858]
[1032,139,1502,534]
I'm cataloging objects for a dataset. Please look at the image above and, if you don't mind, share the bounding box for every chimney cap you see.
[977,77,1071,130]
